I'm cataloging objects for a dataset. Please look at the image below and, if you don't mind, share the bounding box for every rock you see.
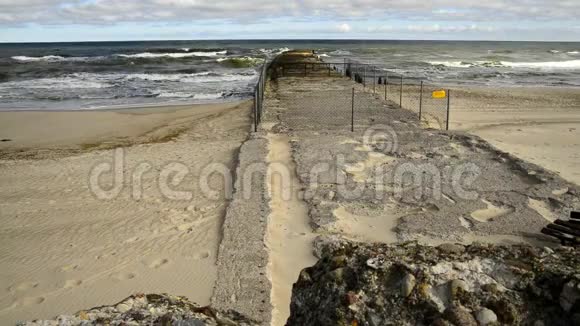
[450,279,469,299]
[443,305,477,326]
[438,243,466,255]
[431,318,454,326]
[475,308,497,325]
[533,321,545,326]
[116,303,131,313]
[287,240,580,326]
[401,273,416,297]
[560,281,580,312]
[327,190,336,200]
[366,256,386,270]
[24,294,259,325]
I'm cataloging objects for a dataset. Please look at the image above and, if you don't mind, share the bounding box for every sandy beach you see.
[0,101,250,324]
[449,86,580,185]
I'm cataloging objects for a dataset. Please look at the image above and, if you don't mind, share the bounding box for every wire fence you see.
[253,57,451,132]
[347,61,451,130]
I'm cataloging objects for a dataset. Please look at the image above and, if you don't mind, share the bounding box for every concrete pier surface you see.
[213,50,579,325]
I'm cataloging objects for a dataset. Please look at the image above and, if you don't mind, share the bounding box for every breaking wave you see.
[12,55,100,62]
[429,60,580,70]
[329,50,352,56]
[116,51,227,59]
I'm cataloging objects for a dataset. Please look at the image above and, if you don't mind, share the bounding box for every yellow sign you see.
[432,90,447,99]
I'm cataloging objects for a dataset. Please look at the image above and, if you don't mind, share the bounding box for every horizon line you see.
[2,38,580,44]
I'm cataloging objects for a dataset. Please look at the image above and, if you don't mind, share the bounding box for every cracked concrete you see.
[261,60,580,246]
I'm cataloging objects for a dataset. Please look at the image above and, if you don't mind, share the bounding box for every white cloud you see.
[0,0,578,26]
[337,23,351,33]
[407,24,496,33]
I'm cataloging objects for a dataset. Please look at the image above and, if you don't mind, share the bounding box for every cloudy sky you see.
[0,0,579,42]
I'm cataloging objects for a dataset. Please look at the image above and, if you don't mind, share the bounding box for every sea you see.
[0,40,579,110]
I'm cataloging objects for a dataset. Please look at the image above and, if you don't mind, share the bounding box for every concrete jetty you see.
[212,50,580,325]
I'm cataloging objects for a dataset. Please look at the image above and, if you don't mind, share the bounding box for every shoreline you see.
[0,96,250,113]
[0,100,249,160]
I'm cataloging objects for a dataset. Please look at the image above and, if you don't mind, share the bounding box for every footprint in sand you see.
[64,280,83,289]
[148,258,170,269]
[176,222,196,232]
[194,251,211,260]
[111,272,137,282]
[124,237,140,244]
[471,200,515,222]
[8,282,39,293]
[60,264,79,272]
[21,297,45,305]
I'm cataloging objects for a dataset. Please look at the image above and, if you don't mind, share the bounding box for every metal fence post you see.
[419,80,423,121]
[351,88,355,132]
[363,65,366,89]
[254,86,258,132]
[385,73,388,101]
[446,89,451,131]
[399,75,403,107]
[373,68,376,94]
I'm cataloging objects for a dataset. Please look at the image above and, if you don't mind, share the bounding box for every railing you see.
[253,58,279,132]
[253,57,451,132]
[346,60,451,130]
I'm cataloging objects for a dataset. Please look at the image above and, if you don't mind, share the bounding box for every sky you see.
[0,0,579,42]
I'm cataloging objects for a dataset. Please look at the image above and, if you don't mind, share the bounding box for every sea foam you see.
[116,51,227,59]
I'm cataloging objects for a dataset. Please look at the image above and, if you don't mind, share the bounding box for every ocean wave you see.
[156,92,193,98]
[568,51,579,55]
[217,56,264,68]
[429,60,580,70]
[502,60,580,69]
[259,47,290,55]
[122,72,256,83]
[329,50,352,56]
[0,76,111,89]
[116,51,227,59]
[11,55,100,62]
[156,91,224,100]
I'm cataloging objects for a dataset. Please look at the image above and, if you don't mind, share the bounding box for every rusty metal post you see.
[351,88,355,132]
[399,75,403,107]
[385,73,388,101]
[373,68,376,94]
[446,89,451,131]
[419,80,424,121]
[363,65,366,89]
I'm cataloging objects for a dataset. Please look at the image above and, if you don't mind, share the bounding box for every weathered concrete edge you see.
[211,132,272,325]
